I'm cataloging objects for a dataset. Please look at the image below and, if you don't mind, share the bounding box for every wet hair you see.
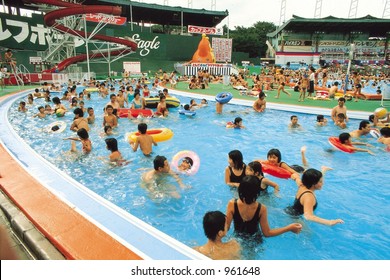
[73,108,83,117]
[337,113,345,119]
[228,150,244,170]
[291,115,298,120]
[317,115,324,122]
[368,114,375,122]
[334,81,339,86]
[290,165,305,173]
[359,120,370,130]
[338,97,346,102]
[104,125,112,133]
[105,104,113,111]
[339,132,351,144]
[238,176,261,204]
[52,97,61,104]
[77,128,89,140]
[105,138,118,152]
[51,125,60,131]
[234,117,243,125]
[380,127,390,137]
[37,106,44,111]
[138,123,147,134]
[87,107,93,112]
[134,91,140,98]
[110,94,116,99]
[267,148,282,163]
[248,161,264,176]
[202,211,226,241]
[301,168,322,189]
[160,95,166,101]
[183,157,193,167]
[259,91,265,99]
[183,104,190,110]
[153,155,167,170]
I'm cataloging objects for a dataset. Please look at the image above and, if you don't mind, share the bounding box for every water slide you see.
[25,0,137,73]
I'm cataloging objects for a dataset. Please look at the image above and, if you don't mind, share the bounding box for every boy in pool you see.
[193,211,241,260]
[226,117,245,129]
[103,105,118,129]
[288,115,303,129]
[33,106,46,118]
[338,132,375,155]
[377,127,390,151]
[142,155,187,198]
[87,107,95,124]
[18,101,27,112]
[335,113,347,129]
[129,123,157,156]
[316,114,328,126]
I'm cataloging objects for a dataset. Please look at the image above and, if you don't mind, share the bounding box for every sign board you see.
[123,61,141,74]
[188,25,223,35]
[212,38,233,62]
[85,14,126,25]
[29,57,42,64]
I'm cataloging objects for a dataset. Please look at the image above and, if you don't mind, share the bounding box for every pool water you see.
[7,90,390,260]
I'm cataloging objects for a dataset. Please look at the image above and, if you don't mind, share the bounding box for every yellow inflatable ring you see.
[126,128,173,143]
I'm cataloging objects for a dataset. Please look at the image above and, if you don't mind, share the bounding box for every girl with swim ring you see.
[246,161,280,195]
[288,169,344,226]
[225,150,246,187]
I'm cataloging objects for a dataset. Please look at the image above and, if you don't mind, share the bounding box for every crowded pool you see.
[4,88,390,260]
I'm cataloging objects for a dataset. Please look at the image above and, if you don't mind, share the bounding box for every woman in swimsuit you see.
[131,90,145,109]
[225,176,302,240]
[289,169,344,226]
[225,150,246,187]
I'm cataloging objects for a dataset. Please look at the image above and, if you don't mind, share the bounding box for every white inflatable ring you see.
[171,150,200,175]
[45,121,67,133]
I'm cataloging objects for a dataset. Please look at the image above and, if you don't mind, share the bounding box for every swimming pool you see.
[3,88,390,260]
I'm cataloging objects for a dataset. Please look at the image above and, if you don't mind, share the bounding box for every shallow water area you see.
[7,89,390,260]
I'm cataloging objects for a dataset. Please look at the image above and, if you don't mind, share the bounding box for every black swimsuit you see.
[228,164,246,183]
[233,199,261,236]
[291,191,317,215]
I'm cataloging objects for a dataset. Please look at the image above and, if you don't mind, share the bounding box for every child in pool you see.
[33,106,46,118]
[18,101,27,112]
[105,138,129,165]
[316,114,328,126]
[246,161,280,195]
[226,117,245,129]
[103,105,118,129]
[64,128,92,154]
[335,113,347,129]
[257,148,308,176]
[377,127,390,151]
[193,211,241,260]
[87,107,95,124]
[129,123,157,156]
[178,156,193,172]
[338,132,375,155]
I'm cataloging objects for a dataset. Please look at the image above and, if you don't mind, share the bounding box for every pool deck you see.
[0,85,384,260]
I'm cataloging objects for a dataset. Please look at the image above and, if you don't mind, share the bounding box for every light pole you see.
[344,43,355,96]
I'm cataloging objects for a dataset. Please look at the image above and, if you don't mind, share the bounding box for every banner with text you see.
[85,14,126,25]
[188,25,223,36]
[212,38,232,62]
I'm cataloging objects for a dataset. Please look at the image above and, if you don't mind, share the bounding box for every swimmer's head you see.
[238,176,261,204]
[51,125,60,132]
[182,157,193,169]
[247,161,264,176]
[184,104,190,110]
[317,115,324,122]
[267,148,281,163]
[339,132,351,144]
[202,211,226,241]
[301,168,323,189]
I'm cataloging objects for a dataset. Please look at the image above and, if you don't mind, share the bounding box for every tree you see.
[228,22,276,58]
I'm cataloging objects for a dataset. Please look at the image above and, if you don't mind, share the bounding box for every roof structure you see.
[7,0,228,27]
[268,15,390,37]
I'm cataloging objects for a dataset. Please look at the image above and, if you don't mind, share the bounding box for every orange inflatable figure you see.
[190,34,216,63]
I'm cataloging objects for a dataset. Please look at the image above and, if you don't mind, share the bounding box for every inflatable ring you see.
[179,109,196,116]
[85,87,99,92]
[215,92,232,104]
[171,150,200,175]
[257,161,292,179]
[328,137,354,153]
[45,121,67,133]
[126,128,173,143]
[145,97,181,108]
